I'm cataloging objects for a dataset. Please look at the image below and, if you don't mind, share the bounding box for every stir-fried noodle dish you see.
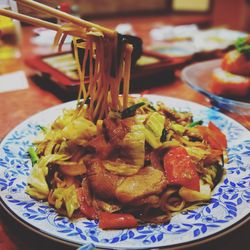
[27,23,227,230]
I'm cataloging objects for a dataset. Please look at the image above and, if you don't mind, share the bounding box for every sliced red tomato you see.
[77,187,97,220]
[163,147,200,191]
[99,212,138,229]
[197,126,221,150]
[208,122,227,149]
[197,122,227,151]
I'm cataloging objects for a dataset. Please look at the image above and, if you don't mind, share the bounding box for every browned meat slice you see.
[115,167,167,203]
[103,118,126,143]
[87,160,122,200]
[103,117,130,144]
[87,134,112,159]
[132,195,160,208]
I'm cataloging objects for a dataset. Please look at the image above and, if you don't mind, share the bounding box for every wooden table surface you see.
[0,15,249,250]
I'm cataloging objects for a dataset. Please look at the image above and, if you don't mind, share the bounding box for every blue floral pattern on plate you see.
[0,95,249,249]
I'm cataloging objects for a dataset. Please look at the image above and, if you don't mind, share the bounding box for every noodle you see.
[53,23,132,121]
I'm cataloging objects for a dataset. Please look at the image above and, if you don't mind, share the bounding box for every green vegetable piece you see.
[235,37,250,59]
[148,104,157,111]
[171,123,185,134]
[121,102,145,119]
[213,161,224,187]
[38,125,47,133]
[28,147,39,165]
[188,120,203,128]
[144,129,162,149]
[160,128,167,142]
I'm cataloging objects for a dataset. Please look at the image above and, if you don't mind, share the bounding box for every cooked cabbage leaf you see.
[179,180,211,202]
[145,112,165,149]
[26,164,49,199]
[122,124,145,166]
[62,116,97,141]
[104,160,142,176]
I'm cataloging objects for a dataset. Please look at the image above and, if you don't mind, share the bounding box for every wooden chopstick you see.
[0,8,61,31]
[17,0,116,37]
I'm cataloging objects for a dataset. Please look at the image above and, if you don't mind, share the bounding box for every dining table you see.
[0,14,249,250]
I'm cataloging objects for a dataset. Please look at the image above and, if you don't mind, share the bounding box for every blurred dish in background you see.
[210,38,250,100]
[181,59,250,115]
[192,28,248,51]
[148,41,199,58]
[150,24,199,41]
[115,23,136,36]
[149,26,247,58]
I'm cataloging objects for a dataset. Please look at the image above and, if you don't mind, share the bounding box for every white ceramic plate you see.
[0,95,249,249]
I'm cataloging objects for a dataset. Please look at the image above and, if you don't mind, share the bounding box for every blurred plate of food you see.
[182,37,250,115]
[181,59,250,115]
[149,27,247,58]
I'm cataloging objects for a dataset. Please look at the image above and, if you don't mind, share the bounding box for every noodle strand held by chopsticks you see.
[123,44,133,110]
[54,23,133,121]
[72,37,86,106]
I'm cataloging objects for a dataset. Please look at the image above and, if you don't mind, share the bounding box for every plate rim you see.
[1,195,249,250]
[0,94,249,249]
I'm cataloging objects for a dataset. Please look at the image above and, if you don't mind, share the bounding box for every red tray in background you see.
[25,50,187,93]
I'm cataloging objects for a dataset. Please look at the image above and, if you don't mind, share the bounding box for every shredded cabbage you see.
[52,185,80,217]
[26,154,70,199]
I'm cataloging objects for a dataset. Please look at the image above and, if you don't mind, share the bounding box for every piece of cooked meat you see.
[131,195,160,208]
[115,167,167,203]
[87,160,122,200]
[87,134,112,159]
[103,117,128,144]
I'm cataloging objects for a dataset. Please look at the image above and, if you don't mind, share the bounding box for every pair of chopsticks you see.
[0,0,116,38]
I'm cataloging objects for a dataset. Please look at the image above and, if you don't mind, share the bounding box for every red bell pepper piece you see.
[163,147,200,191]
[99,212,138,229]
[77,187,97,220]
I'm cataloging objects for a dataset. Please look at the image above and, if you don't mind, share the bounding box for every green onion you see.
[28,147,39,165]
[160,128,167,142]
[121,102,145,119]
[148,104,157,111]
[38,125,47,133]
[188,120,203,127]
[235,37,250,59]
